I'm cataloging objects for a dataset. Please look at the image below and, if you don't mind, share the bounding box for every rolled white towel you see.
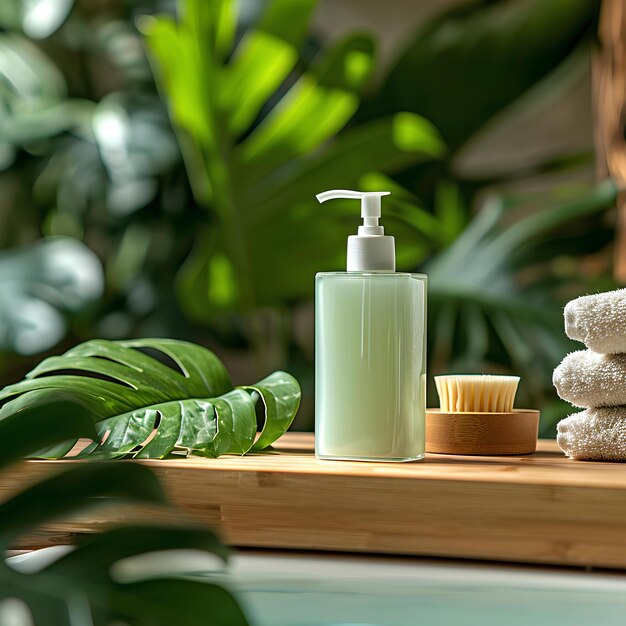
[557,407,626,461]
[553,350,626,408]
[565,288,626,354]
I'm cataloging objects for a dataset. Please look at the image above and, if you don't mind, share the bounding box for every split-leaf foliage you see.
[0,341,264,624]
[0,338,301,459]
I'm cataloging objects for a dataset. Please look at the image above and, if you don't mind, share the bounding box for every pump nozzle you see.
[316,190,390,234]
[316,189,395,272]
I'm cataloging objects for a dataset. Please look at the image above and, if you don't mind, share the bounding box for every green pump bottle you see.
[315,190,427,462]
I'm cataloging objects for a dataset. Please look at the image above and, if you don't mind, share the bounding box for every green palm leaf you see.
[424,180,618,433]
[0,338,301,459]
[139,0,447,315]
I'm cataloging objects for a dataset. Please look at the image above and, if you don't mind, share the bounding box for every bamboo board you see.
[2,433,626,569]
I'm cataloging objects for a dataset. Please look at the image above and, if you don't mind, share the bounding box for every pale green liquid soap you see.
[315,272,426,462]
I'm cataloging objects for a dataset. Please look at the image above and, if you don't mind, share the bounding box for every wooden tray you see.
[2,433,626,569]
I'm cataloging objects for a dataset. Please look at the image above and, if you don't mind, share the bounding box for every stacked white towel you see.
[557,407,626,462]
[564,288,626,354]
[554,351,626,408]
[554,289,626,461]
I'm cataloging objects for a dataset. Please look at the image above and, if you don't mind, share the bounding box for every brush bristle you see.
[435,375,520,413]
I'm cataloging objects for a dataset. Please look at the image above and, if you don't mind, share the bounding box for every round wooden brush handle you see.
[426,409,540,455]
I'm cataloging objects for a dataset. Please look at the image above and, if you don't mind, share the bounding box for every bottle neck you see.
[347,234,396,272]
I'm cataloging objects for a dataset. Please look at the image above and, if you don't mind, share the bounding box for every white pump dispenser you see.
[316,189,396,272]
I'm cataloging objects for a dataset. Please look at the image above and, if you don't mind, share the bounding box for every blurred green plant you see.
[367,0,599,151]
[0,0,74,40]
[0,32,90,171]
[0,237,103,355]
[0,338,301,458]
[0,381,249,624]
[0,0,206,385]
[426,180,618,433]
[139,0,446,365]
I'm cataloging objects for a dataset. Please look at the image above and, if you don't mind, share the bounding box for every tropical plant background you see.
[0,0,618,436]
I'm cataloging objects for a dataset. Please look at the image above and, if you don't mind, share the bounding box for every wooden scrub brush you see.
[426,375,539,455]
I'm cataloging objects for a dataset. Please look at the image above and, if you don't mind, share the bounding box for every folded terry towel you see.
[557,407,626,461]
[553,349,626,408]
[565,288,626,354]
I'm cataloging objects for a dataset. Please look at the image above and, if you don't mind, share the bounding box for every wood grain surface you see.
[2,433,626,569]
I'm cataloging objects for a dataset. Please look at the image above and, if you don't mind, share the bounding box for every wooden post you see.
[595,0,626,281]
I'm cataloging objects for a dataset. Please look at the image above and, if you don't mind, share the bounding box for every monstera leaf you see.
[0,381,250,625]
[0,338,301,459]
[0,464,250,625]
[3,522,249,626]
